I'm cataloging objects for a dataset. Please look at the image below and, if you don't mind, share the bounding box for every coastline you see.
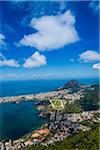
[0,78,99,104]
[0,88,83,104]
[0,81,99,149]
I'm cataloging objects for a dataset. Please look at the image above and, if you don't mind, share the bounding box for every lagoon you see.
[0,101,46,140]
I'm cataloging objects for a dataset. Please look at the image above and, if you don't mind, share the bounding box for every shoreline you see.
[0,90,64,103]
[0,88,83,104]
[0,110,99,149]
[0,79,98,104]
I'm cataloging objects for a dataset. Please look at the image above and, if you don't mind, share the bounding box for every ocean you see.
[0,78,99,97]
[0,78,99,140]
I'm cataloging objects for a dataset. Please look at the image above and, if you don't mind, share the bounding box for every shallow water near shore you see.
[0,101,47,140]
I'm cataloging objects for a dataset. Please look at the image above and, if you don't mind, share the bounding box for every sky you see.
[0,0,100,80]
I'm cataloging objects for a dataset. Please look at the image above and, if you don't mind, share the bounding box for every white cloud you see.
[79,50,100,62]
[0,33,6,47]
[0,52,46,68]
[19,10,79,51]
[23,51,46,68]
[0,59,20,67]
[0,53,20,67]
[93,63,100,70]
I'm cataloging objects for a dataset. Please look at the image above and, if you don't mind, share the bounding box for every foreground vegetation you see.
[23,127,99,150]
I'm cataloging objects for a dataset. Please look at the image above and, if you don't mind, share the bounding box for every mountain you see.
[62,80,82,92]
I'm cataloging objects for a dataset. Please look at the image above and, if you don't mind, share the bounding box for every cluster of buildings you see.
[42,112,89,146]
[67,110,100,123]
[42,110,100,146]
[0,128,49,150]
[0,110,99,150]
[0,139,23,150]
[0,94,34,103]
[0,89,84,105]
[33,89,84,103]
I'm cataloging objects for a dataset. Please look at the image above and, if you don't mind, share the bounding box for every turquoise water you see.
[0,78,99,140]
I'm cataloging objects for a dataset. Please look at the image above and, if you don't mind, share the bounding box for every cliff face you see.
[62,80,82,92]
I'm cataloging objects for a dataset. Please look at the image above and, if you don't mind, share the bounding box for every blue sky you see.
[0,0,99,80]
